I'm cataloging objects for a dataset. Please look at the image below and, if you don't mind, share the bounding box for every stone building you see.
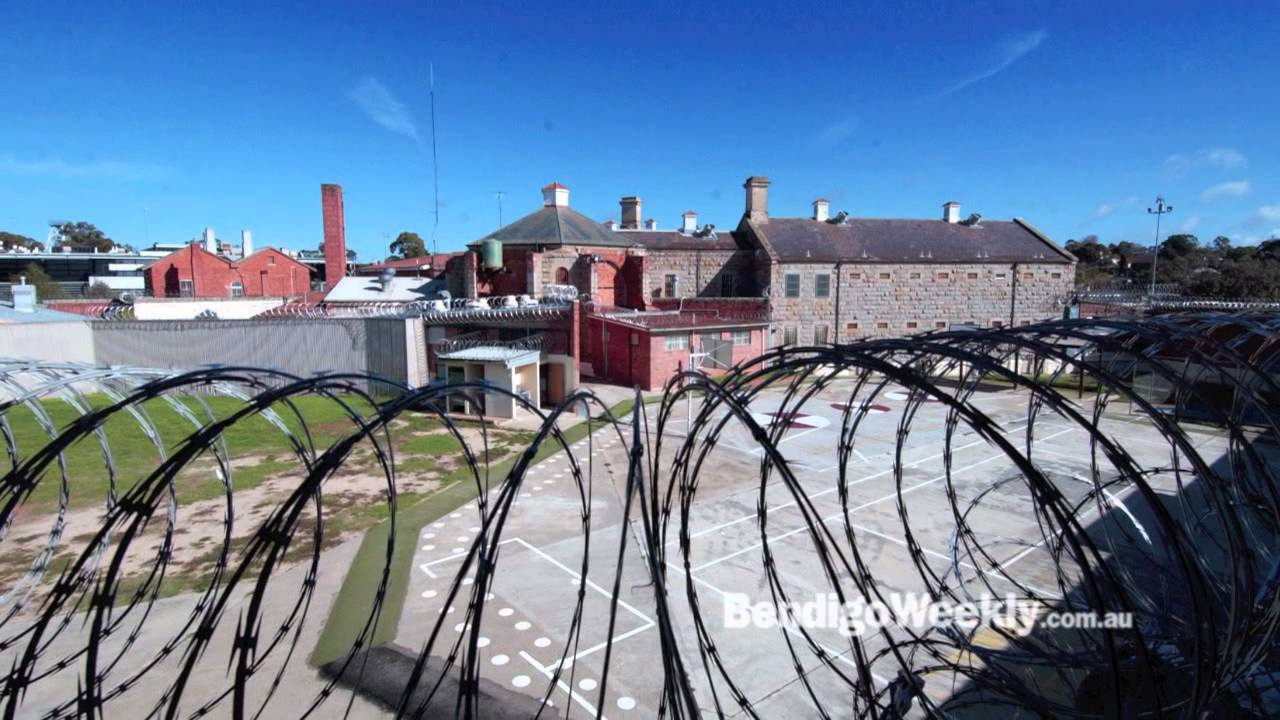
[434,176,1075,392]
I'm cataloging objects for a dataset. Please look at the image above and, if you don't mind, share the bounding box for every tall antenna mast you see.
[493,191,505,227]
[428,63,440,256]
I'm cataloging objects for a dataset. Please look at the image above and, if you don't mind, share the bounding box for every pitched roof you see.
[356,253,461,273]
[748,217,1073,263]
[621,229,751,252]
[474,206,636,249]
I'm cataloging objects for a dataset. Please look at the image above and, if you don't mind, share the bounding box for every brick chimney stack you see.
[321,184,347,290]
[744,176,769,223]
[620,196,642,230]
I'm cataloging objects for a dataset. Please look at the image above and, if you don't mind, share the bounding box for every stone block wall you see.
[767,261,1075,345]
[643,249,756,301]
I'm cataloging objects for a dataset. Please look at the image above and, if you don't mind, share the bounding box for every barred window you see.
[731,330,751,346]
[783,326,798,345]
[664,334,688,351]
[784,273,800,298]
[814,324,829,344]
[814,274,830,298]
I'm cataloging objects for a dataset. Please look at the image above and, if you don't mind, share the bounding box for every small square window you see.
[909,272,920,279]
[631,333,639,346]
[937,271,950,280]
[1051,272,1062,279]
[268,256,276,266]
[995,272,1006,279]
[846,321,859,331]
[935,320,947,329]
[1023,272,1034,280]
[664,334,688,351]
[731,330,751,346]
[967,272,979,280]
[875,321,889,330]
[814,274,831,298]
[850,272,862,280]
[784,273,800,298]
[906,321,918,330]
[178,280,194,297]
[878,272,891,280]
[991,319,1004,328]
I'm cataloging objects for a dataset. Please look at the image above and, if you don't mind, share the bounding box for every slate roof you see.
[620,229,751,252]
[474,206,636,249]
[750,217,1073,264]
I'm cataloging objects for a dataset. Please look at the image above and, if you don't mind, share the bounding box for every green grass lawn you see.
[2,393,381,513]
[308,400,635,667]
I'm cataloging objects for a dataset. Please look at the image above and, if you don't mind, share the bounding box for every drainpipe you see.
[833,261,842,344]
[1009,262,1019,327]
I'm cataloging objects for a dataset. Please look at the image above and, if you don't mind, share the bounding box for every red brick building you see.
[144,243,314,298]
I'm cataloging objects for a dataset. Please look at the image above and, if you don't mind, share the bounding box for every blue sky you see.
[2,1,1277,260]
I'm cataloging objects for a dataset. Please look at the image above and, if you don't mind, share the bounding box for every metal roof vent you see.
[826,210,849,225]
[960,213,983,227]
[377,268,395,291]
[693,223,717,238]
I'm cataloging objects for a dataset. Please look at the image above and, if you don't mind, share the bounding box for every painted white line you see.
[690,427,1074,572]
[521,650,605,718]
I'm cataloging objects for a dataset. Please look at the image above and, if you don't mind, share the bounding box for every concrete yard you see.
[394,378,1225,717]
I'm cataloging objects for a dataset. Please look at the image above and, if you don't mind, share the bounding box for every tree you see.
[54,221,114,252]
[1160,234,1199,258]
[86,281,114,298]
[9,262,62,299]
[389,231,426,259]
[1212,235,1232,253]
[1065,235,1110,265]
[0,231,44,252]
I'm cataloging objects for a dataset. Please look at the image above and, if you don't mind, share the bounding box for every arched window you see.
[555,267,570,284]
[229,281,244,298]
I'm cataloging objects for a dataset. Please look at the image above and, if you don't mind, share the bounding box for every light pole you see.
[1146,196,1172,298]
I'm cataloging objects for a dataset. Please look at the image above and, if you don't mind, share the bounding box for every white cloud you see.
[1199,180,1250,202]
[0,154,170,180]
[1163,147,1248,177]
[1178,214,1201,233]
[1251,204,1280,224]
[937,30,1047,99]
[813,117,858,147]
[1094,196,1137,219]
[347,76,419,141]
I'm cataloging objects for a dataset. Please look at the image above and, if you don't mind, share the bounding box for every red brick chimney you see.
[321,183,347,290]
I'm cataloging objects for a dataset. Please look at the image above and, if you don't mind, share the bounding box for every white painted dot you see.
[454,622,467,632]
[578,678,597,691]
[422,532,436,539]
[469,526,481,532]
[533,486,543,491]
[457,536,470,542]
[477,636,490,647]
[512,674,531,688]
[451,547,463,554]
[447,606,455,614]
[485,593,495,600]
[462,577,474,586]
[522,492,532,498]
[491,654,509,666]
[617,696,636,710]
[498,607,514,617]
[514,620,531,631]
[432,522,443,528]
[450,513,461,518]
[421,590,437,599]
[421,544,435,551]
[542,480,554,485]
[534,637,551,647]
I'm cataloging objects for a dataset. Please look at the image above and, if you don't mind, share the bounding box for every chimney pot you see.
[744,176,770,223]
[812,199,830,222]
[681,211,697,233]
[620,196,642,229]
[943,201,960,224]
[603,219,616,231]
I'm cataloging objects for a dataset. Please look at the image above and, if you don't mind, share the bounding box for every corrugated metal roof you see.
[475,206,636,249]
[752,217,1073,263]
[0,303,88,324]
[323,276,444,303]
[436,346,540,364]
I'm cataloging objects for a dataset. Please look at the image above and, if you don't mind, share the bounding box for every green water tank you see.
[480,238,503,270]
